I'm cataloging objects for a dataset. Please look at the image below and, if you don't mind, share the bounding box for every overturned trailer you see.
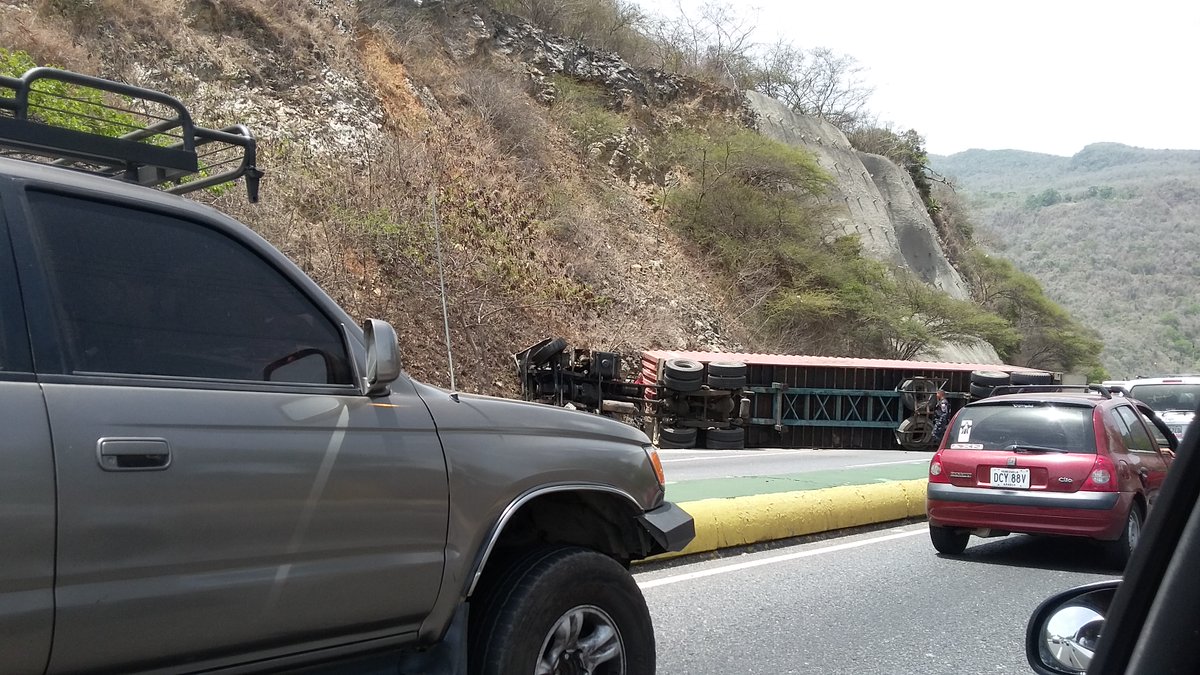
[516,338,1058,451]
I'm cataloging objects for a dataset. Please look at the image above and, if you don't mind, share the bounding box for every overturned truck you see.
[515,338,1059,450]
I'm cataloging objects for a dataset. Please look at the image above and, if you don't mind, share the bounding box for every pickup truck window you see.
[26,192,352,385]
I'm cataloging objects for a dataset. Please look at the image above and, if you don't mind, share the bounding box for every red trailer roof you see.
[641,350,1046,374]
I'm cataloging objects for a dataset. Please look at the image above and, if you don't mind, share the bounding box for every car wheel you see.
[469,547,654,675]
[1106,501,1144,569]
[929,524,969,554]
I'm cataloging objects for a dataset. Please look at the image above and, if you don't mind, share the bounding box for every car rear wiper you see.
[1006,444,1070,453]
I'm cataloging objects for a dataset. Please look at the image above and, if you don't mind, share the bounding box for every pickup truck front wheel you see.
[470,546,654,675]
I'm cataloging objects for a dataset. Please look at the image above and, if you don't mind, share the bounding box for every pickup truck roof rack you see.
[0,67,261,202]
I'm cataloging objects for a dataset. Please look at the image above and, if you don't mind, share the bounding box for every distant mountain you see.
[930,143,1200,378]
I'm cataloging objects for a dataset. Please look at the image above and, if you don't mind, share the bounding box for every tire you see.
[1011,370,1053,385]
[1106,501,1144,570]
[663,358,703,380]
[969,382,994,399]
[706,361,747,378]
[705,374,746,390]
[704,427,744,450]
[970,370,1010,387]
[470,546,655,675]
[929,524,969,555]
[895,415,934,450]
[528,337,567,366]
[899,377,938,412]
[657,426,697,449]
[661,373,702,392]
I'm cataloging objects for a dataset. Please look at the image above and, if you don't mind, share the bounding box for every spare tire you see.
[664,358,703,381]
[895,415,934,450]
[971,370,1011,387]
[1011,370,1054,385]
[704,427,745,450]
[707,362,747,378]
[527,337,567,366]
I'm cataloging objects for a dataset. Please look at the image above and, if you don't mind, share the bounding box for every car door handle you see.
[97,438,172,471]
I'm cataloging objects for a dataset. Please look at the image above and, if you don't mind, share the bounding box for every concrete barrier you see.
[653,479,927,561]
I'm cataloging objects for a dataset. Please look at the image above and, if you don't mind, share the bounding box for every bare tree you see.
[751,45,873,130]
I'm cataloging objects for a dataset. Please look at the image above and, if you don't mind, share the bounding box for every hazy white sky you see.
[635,0,1200,157]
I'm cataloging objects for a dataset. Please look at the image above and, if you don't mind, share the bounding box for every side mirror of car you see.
[362,318,402,396]
[1025,580,1119,674]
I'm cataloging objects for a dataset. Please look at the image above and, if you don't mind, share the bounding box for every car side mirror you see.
[363,318,402,396]
[1026,580,1119,674]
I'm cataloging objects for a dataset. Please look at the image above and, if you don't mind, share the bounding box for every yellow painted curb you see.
[652,479,927,561]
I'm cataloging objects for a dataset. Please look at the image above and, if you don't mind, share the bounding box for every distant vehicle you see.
[926,385,1175,568]
[1124,375,1200,440]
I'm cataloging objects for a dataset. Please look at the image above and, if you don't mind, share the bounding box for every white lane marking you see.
[843,459,929,469]
[661,450,811,463]
[637,528,925,590]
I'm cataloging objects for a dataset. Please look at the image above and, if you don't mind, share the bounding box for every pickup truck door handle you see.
[97,438,172,471]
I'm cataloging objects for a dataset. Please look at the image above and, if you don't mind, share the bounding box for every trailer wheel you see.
[704,427,745,450]
[706,374,746,390]
[899,377,938,412]
[969,382,994,399]
[664,358,704,380]
[661,373,702,392]
[970,370,1010,387]
[706,361,747,378]
[1011,371,1053,385]
[658,426,697,449]
[895,415,934,450]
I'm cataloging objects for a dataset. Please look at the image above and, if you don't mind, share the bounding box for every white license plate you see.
[990,467,1030,489]
[1170,425,1185,436]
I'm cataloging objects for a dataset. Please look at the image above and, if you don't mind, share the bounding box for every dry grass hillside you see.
[1,0,762,395]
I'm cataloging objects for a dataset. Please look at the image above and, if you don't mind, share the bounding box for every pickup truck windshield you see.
[1127,384,1200,412]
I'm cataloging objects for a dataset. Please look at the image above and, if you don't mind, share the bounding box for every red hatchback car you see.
[926,386,1176,567]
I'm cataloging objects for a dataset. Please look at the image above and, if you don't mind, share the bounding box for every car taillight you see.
[929,454,948,483]
[1081,455,1118,492]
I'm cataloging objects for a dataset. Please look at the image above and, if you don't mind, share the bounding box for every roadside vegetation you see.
[1,0,1107,389]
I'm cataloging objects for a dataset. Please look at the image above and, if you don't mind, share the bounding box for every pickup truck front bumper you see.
[638,501,695,554]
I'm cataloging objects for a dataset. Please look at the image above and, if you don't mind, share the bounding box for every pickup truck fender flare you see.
[466,483,643,597]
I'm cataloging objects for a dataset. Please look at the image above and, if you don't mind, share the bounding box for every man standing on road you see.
[931,389,951,446]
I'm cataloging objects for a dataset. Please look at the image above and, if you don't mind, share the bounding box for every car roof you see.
[1125,375,1200,386]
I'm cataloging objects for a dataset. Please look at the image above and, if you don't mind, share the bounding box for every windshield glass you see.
[948,402,1096,453]
[1127,384,1200,412]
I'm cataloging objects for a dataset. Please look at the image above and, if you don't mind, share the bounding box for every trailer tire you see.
[969,382,994,399]
[706,362,747,378]
[658,426,697,449]
[899,377,938,412]
[1011,371,1053,385]
[664,358,703,380]
[661,373,702,392]
[706,374,747,390]
[704,427,745,449]
[528,337,567,366]
[970,370,1010,387]
[895,415,934,450]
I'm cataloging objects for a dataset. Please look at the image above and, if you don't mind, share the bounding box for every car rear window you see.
[948,402,1096,453]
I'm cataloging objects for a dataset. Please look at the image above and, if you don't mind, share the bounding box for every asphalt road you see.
[636,523,1116,675]
[660,447,931,501]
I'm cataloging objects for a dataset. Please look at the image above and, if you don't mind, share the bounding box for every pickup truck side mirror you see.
[363,319,402,396]
[1026,580,1119,674]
